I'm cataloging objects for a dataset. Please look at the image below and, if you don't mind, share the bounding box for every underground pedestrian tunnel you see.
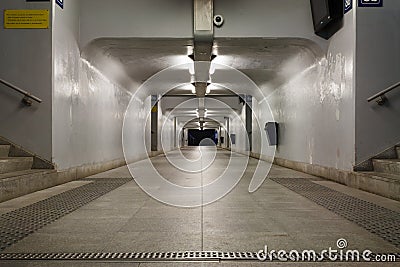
[0,0,399,265]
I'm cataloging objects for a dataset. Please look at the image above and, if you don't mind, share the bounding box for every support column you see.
[151,95,158,151]
[193,0,213,61]
[218,125,221,146]
[192,0,214,97]
[173,117,177,148]
[245,95,252,151]
[225,116,230,149]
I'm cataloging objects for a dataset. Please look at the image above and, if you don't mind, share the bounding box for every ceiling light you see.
[189,63,195,75]
[209,63,216,75]
[187,46,194,56]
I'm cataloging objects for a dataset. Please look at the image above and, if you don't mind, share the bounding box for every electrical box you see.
[230,134,236,145]
[265,122,279,146]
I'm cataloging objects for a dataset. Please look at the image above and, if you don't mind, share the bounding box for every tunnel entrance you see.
[188,129,217,146]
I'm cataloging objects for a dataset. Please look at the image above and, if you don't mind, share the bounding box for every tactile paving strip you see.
[271,178,400,248]
[0,178,131,251]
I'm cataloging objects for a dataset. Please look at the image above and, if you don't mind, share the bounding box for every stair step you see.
[0,157,33,174]
[372,159,400,175]
[360,171,400,182]
[0,145,10,157]
[396,146,400,159]
[0,169,58,202]
[0,169,55,180]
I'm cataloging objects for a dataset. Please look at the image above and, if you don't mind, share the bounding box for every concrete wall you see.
[214,0,326,51]
[159,97,175,152]
[254,2,357,171]
[53,0,140,170]
[79,0,326,51]
[1,0,362,175]
[54,1,182,170]
[123,95,152,163]
[230,104,248,153]
[252,97,275,161]
[0,0,52,161]
[355,1,400,164]
[219,125,227,148]
[79,0,193,48]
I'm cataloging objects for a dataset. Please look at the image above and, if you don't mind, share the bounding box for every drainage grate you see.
[0,251,399,262]
[271,178,400,248]
[0,251,259,262]
[0,178,131,251]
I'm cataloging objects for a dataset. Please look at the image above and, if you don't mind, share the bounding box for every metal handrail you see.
[367,81,400,105]
[0,78,42,105]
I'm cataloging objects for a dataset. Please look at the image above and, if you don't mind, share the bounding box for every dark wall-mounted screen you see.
[310,0,344,40]
[310,0,330,32]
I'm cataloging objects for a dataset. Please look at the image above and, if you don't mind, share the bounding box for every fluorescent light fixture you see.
[209,62,216,75]
[189,63,195,75]
[187,46,194,56]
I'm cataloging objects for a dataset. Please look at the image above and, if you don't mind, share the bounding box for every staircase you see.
[0,139,57,203]
[360,146,400,177]
[358,145,400,200]
[372,146,400,174]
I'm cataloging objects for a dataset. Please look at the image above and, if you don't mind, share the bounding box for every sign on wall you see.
[56,0,64,9]
[358,0,383,7]
[4,10,49,29]
[345,0,353,13]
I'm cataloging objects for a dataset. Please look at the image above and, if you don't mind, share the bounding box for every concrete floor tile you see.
[3,232,113,253]
[203,217,286,234]
[38,217,129,234]
[277,218,369,235]
[64,207,140,219]
[119,217,201,233]
[203,232,295,252]
[134,205,201,219]
[1,148,399,263]
[105,232,202,251]
[87,166,133,179]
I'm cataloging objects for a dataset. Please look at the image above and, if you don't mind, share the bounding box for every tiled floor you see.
[0,148,399,266]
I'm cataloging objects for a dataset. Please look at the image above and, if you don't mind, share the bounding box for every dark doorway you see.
[188,129,217,146]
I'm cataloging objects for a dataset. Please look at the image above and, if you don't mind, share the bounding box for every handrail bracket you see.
[367,81,400,105]
[22,96,33,106]
[376,95,388,106]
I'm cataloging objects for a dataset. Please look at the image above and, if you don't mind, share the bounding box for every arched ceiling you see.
[82,37,320,96]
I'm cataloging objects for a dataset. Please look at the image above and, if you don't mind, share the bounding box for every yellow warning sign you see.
[4,10,49,29]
